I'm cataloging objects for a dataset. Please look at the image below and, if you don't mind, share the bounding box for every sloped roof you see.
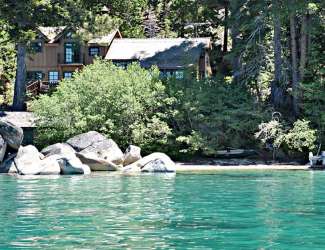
[37,27,121,45]
[105,38,211,69]
[38,26,67,43]
[87,30,122,46]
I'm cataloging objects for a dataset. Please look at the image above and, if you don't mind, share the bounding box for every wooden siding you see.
[26,38,109,81]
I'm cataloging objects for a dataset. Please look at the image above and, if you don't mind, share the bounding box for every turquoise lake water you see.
[1,171,325,249]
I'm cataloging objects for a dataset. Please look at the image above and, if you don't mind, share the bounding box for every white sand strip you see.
[175,163,309,172]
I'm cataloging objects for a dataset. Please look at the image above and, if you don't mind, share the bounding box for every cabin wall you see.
[198,50,212,77]
[26,38,108,82]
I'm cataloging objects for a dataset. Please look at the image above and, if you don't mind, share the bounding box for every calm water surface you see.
[0,171,325,249]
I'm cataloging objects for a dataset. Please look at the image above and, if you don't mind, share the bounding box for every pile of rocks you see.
[0,121,176,175]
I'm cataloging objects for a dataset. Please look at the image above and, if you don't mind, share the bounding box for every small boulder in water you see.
[51,154,91,175]
[123,152,176,173]
[14,145,44,175]
[123,145,141,166]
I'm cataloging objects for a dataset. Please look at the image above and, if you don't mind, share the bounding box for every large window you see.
[64,43,80,64]
[64,43,74,63]
[89,47,100,57]
[48,71,59,83]
[63,72,73,79]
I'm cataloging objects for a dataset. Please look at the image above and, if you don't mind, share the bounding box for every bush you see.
[165,76,267,157]
[255,118,317,158]
[31,60,171,152]
[284,120,317,152]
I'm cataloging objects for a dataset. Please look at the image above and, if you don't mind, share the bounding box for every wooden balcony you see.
[26,80,58,97]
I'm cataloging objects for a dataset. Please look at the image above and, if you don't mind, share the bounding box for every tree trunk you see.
[299,11,308,81]
[223,6,228,53]
[271,2,285,108]
[229,2,241,84]
[13,43,27,111]
[289,12,299,116]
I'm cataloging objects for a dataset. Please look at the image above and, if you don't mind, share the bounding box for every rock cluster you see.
[0,122,176,175]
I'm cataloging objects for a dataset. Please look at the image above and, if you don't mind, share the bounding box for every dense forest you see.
[0,0,324,160]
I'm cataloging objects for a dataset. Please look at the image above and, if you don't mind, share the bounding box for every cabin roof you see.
[38,26,67,43]
[38,27,121,45]
[105,38,211,69]
[0,112,36,128]
[87,30,122,46]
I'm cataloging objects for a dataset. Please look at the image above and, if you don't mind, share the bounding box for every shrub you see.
[165,76,267,157]
[255,118,317,158]
[31,60,171,152]
[284,119,317,152]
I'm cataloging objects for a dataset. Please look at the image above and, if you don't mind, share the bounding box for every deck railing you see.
[26,80,57,97]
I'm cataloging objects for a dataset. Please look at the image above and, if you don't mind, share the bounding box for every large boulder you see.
[67,131,124,165]
[66,131,106,151]
[14,145,46,175]
[0,135,7,162]
[0,120,23,150]
[38,156,61,175]
[80,139,124,165]
[76,152,120,171]
[41,143,75,157]
[0,154,17,174]
[123,145,141,166]
[123,153,176,173]
[49,154,91,175]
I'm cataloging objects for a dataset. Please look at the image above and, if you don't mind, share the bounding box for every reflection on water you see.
[0,171,325,249]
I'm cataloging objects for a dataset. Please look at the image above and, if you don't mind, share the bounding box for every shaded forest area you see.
[0,0,324,160]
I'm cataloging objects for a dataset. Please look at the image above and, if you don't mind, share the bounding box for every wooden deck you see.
[26,80,57,96]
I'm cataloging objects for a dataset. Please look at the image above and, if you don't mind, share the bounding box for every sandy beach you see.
[175,162,310,172]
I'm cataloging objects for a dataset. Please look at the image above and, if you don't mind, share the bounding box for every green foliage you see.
[0,26,16,81]
[256,119,317,155]
[31,60,171,152]
[255,120,286,150]
[284,120,317,152]
[165,76,266,157]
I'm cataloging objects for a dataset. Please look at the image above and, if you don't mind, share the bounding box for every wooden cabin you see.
[25,27,122,83]
[26,27,212,87]
[105,38,212,78]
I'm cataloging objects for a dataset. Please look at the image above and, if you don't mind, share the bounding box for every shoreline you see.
[175,162,310,172]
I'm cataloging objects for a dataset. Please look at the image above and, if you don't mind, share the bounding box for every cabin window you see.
[48,71,59,84]
[65,43,73,63]
[89,47,100,57]
[31,42,42,53]
[63,72,73,79]
[64,43,80,64]
[113,60,134,69]
[175,70,184,79]
[160,69,184,79]
[27,71,43,81]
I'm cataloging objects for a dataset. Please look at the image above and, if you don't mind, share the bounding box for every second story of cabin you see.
[25,27,121,83]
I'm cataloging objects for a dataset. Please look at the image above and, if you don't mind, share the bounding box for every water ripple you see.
[0,171,325,249]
